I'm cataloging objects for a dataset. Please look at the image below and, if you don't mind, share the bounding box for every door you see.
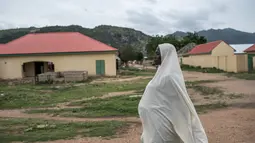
[96,60,105,75]
[248,55,253,72]
[35,62,44,75]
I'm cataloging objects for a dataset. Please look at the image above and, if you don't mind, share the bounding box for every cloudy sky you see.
[0,0,254,35]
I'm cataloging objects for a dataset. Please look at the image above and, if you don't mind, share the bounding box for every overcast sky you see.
[0,0,254,35]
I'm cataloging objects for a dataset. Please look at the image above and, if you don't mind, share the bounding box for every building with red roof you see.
[0,32,118,79]
[244,44,255,52]
[243,44,255,71]
[188,40,223,55]
[180,40,250,72]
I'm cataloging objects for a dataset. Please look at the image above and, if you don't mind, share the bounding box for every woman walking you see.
[138,43,208,143]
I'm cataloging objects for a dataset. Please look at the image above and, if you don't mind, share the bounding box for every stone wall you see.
[62,71,88,82]
[37,71,88,83]
[38,72,59,82]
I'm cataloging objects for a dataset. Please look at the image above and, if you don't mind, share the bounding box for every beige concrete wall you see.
[211,42,235,56]
[182,54,214,68]
[0,52,116,79]
[235,54,248,72]
[212,41,237,72]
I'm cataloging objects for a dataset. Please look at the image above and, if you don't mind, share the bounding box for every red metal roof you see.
[0,32,117,55]
[0,44,5,48]
[244,44,255,52]
[188,40,223,55]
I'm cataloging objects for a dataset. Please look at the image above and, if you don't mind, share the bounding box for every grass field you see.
[0,118,127,143]
[0,78,150,109]
[1,68,245,142]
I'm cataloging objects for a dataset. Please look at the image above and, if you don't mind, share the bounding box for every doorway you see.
[248,54,255,72]
[35,62,44,75]
[96,60,105,75]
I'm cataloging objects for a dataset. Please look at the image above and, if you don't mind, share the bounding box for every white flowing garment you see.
[138,43,208,143]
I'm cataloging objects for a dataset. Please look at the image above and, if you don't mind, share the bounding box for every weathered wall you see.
[0,52,116,79]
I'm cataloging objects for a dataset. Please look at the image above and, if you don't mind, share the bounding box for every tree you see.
[119,46,137,63]
[136,52,144,61]
[182,32,207,46]
[145,32,207,57]
[145,35,181,57]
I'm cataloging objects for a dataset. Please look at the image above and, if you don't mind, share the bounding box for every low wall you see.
[62,71,88,82]
[38,71,88,83]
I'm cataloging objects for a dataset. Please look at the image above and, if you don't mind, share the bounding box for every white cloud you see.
[0,0,254,35]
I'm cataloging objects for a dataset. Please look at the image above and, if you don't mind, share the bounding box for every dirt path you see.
[201,108,255,143]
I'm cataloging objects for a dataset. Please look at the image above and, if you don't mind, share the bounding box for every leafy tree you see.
[145,35,181,57]
[182,32,207,46]
[136,52,144,61]
[119,46,137,63]
[145,32,207,57]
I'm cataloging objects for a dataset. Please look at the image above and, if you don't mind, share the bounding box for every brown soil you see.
[1,71,255,143]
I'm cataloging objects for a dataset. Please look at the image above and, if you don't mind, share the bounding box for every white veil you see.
[139,43,208,143]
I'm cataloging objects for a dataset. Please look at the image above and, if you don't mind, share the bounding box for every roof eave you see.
[188,51,211,56]
[0,50,117,57]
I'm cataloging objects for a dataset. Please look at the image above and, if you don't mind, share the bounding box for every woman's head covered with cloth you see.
[138,43,208,143]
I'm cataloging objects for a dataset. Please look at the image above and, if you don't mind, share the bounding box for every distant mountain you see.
[171,28,255,44]
[1,25,254,52]
[0,25,150,51]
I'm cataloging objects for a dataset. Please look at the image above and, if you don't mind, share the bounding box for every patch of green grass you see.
[26,95,141,118]
[119,67,156,76]
[0,78,150,109]
[226,72,255,80]
[186,80,244,99]
[195,102,228,114]
[220,93,244,99]
[186,80,224,95]
[185,80,218,87]
[119,70,155,76]
[26,94,228,118]
[191,85,224,95]
[181,64,224,73]
[0,118,127,143]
